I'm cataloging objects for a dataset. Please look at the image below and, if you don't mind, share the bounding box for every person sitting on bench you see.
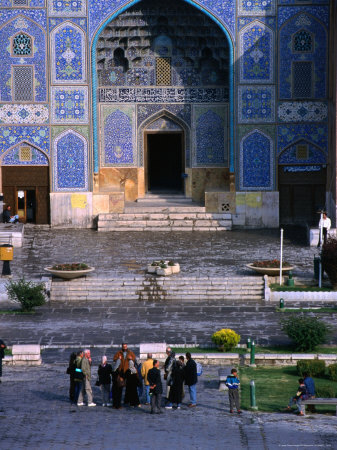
[3,205,19,224]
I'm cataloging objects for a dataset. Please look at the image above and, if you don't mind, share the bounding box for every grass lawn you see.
[270,284,331,292]
[239,366,337,414]
[277,307,337,313]
[4,348,12,356]
[172,347,247,355]
[172,346,337,354]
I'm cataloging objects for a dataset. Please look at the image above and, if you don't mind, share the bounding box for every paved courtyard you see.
[1,362,337,450]
[10,225,316,280]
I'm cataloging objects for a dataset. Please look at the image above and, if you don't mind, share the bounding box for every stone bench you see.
[302,398,337,416]
[11,344,41,366]
[139,342,167,361]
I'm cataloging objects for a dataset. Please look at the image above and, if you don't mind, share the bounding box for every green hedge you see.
[327,363,337,382]
[297,360,326,378]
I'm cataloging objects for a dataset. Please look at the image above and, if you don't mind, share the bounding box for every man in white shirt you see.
[318,212,331,246]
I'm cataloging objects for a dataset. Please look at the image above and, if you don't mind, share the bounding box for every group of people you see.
[66,344,200,413]
[287,372,316,416]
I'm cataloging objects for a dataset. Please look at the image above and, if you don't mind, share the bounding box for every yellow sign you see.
[246,192,262,208]
[71,194,87,209]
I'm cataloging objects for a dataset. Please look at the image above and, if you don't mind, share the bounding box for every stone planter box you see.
[246,263,295,276]
[44,266,95,279]
[4,344,42,366]
[170,263,180,274]
[147,264,158,273]
[156,267,173,276]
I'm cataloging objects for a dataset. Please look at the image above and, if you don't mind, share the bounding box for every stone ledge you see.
[270,291,337,302]
[12,344,41,355]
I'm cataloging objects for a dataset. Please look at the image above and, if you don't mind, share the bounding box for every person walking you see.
[147,359,163,414]
[113,343,136,408]
[125,360,141,407]
[0,339,7,383]
[167,358,185,409]
[77,349,96,407]
[225,368,242,414]
[97,355,113,407]
[74,350,84,405]
[66,352,77,403]
[318,212,331,246]
[141,353,153,405]
[164,347,176,403]
[185,352,197,407]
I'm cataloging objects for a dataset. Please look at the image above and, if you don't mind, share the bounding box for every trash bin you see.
[314,256,320,280]
[0,244,13,261]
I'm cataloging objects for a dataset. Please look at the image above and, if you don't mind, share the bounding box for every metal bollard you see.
[250,340,256,366]
[247,337,251,351]
[279,298,284,309]
[250,380,258,410]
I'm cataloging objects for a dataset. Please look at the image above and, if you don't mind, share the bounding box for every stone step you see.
[125,206,206,213]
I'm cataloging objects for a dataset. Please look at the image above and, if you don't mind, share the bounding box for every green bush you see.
[6,278,46,311]
[327,363,337,382]
[211,328,241,351]
[281,315,330,352]
[297,360,326,378]
[316,385,336,398]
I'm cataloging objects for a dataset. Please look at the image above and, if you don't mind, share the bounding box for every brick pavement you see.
[0,363,336,449]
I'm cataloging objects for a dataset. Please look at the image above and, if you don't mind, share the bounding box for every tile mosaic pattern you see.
[0,126,49,156]
[239,20,274,84]
[49,18,87,32]
[0,104,48,124]
[2,143,48,165]
[48,0,86,17]
[238,16,276,31]
[238,0,275,16]
[278,6,329,28]
[89,0,235,40]
[278,140,327,165]
[51,86,88,124]
[238,86,275,123]
[278,102,328,122]
[101,104,136,167]
[0,10,47,29]
[194,106,228,167]
[0,0,45,5]
[240,129,274,190]
[277,124,328,153]
[146,117,182,131]
[53,129,88,191]
[0,15,46,102]
[279,11,327,99]
[51,22,86,83]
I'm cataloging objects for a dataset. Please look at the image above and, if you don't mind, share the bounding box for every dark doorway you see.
[2,166,50,224]
[147,133,183,192]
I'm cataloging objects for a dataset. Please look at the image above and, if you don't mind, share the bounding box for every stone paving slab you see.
[0,364,336,449]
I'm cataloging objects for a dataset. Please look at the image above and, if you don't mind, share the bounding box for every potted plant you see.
[246,259,294,275]
[168,260,180,274]
[147,261,160,274]
[321,236,337,290]
[156,263,173,276]
[44,263,95,279]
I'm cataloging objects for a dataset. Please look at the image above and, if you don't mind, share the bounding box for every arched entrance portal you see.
[94,0,232,202]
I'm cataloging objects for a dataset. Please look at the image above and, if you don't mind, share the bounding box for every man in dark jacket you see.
[147,359,163,414]
[185,352,197,407]
[0,339,6,382]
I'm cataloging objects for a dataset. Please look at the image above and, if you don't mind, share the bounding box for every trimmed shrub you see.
[6,278,46,311]
[316,385,336,398]
[297,360,326,378]
[211,328,241,351]
[281,315,330,352]
[327,363,337,382]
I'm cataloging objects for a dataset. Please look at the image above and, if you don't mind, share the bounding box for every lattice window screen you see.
[292,61,312,98]
[156,57,171,86]
[296,144,308,160]
[13,66,34,102]
[19,146,32,162]
[13,0,28,5]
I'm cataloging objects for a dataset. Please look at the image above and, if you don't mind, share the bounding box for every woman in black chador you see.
[168,358,185,409]
[124,360,140,407]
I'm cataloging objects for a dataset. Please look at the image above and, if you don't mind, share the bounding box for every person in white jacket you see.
[318,212,331,246]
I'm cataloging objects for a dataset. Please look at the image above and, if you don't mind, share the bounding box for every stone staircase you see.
[97,195,232,231]
[50,276,264,302]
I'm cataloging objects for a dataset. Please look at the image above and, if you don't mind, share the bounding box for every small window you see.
[296,144,308,160]
[156,57,171,86]
[292,61,312,98]
[19,146,32,162]
[13,66,34,102]
[12,33,32,57]
[12,0,29,6]
[293,30,313,53]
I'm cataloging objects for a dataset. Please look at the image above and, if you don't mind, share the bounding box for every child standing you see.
[287,378,308,416]
[225,368,241,414]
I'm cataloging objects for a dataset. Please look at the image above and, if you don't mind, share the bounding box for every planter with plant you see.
[156,263,172,276]
[6,278,46,312]
[211,328,241,352]
[246,259,294,275]
[44,263,95,279]
[147,261,160,274]
[168,260,180,274]
[321,236,337,290]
